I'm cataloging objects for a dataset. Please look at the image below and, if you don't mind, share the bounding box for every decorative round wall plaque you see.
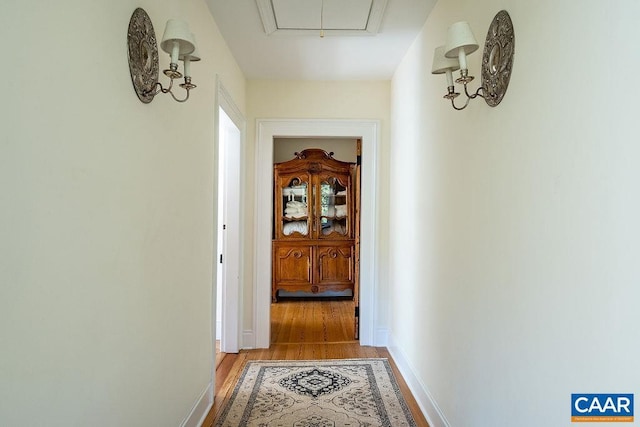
[481,10,515,107]
[127,8,159,104]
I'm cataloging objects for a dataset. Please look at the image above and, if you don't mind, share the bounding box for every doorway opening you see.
[216,106,241,355]
[214,80,245,365]
[255,119,382,349]
[271,137,361,342]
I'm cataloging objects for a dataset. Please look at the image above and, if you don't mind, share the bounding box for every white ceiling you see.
[257,0,386,35]
[204,0,437,80]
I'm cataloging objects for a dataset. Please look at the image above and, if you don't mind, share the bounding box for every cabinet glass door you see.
[318,176,349,237]
[281,177,309,237]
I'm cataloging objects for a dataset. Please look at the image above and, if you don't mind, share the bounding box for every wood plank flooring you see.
[202,298,429,427]
[271,297,356,343]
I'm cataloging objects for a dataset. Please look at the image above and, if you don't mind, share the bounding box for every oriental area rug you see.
[215,358,417,427]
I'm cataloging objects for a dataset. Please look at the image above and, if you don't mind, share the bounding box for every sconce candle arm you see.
[143,75,193,103]
[446,82,485,110]
[145,78,174,98]
[450,96,470,111]
[464,84,485,100]
[167,86,191,103]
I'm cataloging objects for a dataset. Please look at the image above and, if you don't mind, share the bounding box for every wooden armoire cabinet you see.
[272,149,357,302]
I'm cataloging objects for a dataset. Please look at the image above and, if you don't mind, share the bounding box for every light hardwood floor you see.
[203,298,429,426]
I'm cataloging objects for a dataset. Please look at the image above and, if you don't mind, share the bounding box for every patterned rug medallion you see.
[215,358,417,426]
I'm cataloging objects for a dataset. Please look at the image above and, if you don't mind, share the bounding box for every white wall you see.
[245,80,390,343]
[389,0,640,426]
[0,0,245,425]
[274,138,357,163]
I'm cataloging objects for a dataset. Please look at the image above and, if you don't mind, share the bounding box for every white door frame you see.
[254,119,382,348]
[213,79,245,355]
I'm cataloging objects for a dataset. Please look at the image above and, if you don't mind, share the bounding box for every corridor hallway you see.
[204,298,429,426]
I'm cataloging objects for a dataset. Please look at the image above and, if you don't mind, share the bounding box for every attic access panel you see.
[256,0,388,35]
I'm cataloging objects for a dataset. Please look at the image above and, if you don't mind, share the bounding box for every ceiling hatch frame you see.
[256,0,388,36]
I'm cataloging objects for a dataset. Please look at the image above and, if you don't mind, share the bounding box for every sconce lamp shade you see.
[179,34,201,62]
[160,19,195,63]
[444,21,479,58]
[431,46,460,74]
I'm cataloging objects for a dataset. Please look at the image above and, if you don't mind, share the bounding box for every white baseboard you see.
[180,382,213,427]
[387,333,450,427]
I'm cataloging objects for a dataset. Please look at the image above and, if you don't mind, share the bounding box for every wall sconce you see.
[432,10,514,110]
[127,8,200,104]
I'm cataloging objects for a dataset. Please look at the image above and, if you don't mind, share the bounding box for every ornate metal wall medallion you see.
[481,10,514,107]
[127,8,159,104]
